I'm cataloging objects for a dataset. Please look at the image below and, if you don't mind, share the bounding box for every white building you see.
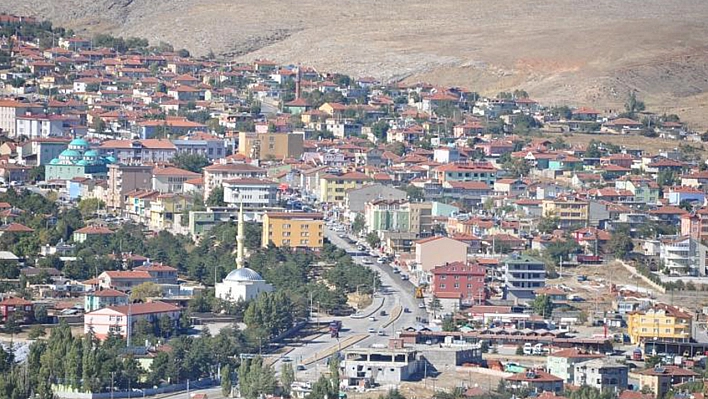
[0,99,43,137]
[223,178,279,208]
[573,359,628,391]
[203,163,267,199]
[15,114,65,138]
[659,235,708,276]
[83,301,181,340]
[215,268,273,302]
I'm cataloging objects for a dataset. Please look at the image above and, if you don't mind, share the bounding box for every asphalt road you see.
[273,227,427,382]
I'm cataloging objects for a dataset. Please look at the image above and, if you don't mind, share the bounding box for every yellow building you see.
[541,197,589,228]
[262,212,324,250]
[149,193,190,231]
[627,304,692,345]
[319,171,373,204]
[238,131,304,161]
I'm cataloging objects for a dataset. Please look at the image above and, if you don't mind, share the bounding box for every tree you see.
[502,158,530,178]
[328,354,340,392]
[29,166,45,182]
[365,232,380,249]
[531,294,553,318]
[624,91,646,117]
[207,186,226,207]
[130,282,162,302]
[390,142,406,156]
[77,198,104,219]
[537,215,560,234]
[442,316,456,332]
[429,296,443,319]
[351,214,366,235]
[372,120,389,142]
[238,357,277,399]
[171,153,210,173]
[609,229,634,259]
[280,362,295,397]
[657,169,677,188]
[403,185,424,201]
[515,345,524,355]
[221,364,232,397]
[92,117,106,134]
[28,325,47,339]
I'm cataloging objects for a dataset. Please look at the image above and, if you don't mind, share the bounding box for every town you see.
[1,12,708,399]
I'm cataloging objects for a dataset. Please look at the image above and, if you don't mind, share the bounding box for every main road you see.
[272,227,427,381]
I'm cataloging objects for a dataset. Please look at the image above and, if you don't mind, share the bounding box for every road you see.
[272,227,426,381]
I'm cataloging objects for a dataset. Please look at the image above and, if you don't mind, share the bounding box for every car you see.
[403,307,410,313]
[361,258,373,265]
[338,233,346,238]
[377,330,385,336]
[392,268,401,274]
[368,316,376,321]
[281,356,292,362]
[379,310,387,316]
[376,258,386,264]
[367,327,376,333]
[400,274,409,280]
[296,365,306,371]
[418,302,426,309]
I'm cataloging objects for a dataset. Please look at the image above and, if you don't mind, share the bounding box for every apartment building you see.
[0,99,43,137]
[627,304,692,344]
[151,166,200,193]
[238,131,304,161]
[542,197,589,228]
[203,163,267,199]
[573,359,628,391]
[319,171,372,203]
[365,199,410,233]
[262,212,324,250]
[223,178,279,208]
[106,164,153,209]
[503,254,546,302]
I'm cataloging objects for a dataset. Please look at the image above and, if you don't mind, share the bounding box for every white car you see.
[418,302,426,309]
[368,316,376,321]
[367,327,376,333]
[376,258,386,264]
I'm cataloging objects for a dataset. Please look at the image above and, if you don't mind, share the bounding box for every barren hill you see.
[4,0,708,127]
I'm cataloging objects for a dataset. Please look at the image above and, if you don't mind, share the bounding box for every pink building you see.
[83,301,181,340]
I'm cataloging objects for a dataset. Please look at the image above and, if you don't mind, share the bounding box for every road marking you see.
[301,334,368,365]
[382,305,402,328]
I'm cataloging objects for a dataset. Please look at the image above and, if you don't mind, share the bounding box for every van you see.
[523,343,533,355]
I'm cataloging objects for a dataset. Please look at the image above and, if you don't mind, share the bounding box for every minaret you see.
[236,193,245,269]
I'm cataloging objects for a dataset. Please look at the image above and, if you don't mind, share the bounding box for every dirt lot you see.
[555,132,706,156]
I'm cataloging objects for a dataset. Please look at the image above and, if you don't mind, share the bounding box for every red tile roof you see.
[0,296,32,306]
[89,289,128,298]
[74,226,114,235]
[0,223,34,233]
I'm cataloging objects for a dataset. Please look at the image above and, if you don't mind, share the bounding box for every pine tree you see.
[280,363,294,397]
[221,364,232,397]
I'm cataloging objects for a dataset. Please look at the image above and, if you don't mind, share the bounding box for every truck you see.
[329,320,342,338]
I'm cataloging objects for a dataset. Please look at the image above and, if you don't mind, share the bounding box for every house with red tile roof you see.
[84,289,129,311]
[431,261,486,305]
[0,222,35,235]
[505,370,563,393]
[97,270,154,291]
[0,296,34,322]
[73,225,114,243]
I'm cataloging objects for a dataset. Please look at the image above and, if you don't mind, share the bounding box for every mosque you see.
[45,138,116,181]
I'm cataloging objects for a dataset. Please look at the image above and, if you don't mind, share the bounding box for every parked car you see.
[367,327,376,333]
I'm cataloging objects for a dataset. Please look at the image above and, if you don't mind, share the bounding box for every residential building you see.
[16,138,69,166]
[573,359,628,391]
[615,177,660,205]
[542,197,589,228]
[262,212,324,249]
[0,296,33,322]
[133,263,179,284]
[148,193,190,230]
[0,99,43,137]
[238,131,304,161]
[342,347,420,386]
[505,370,563,394]
[84,289,129,312]
[151,165,200,193]
[659,235,708,276]
[319,171,373,203]
[546,348,604,383]
[188,207,242,239]
[365,199,410,233]
[106,164,153,209]
[15,114,66,138]
[637,366,698,398]
[345,184,407,213]
[97,270,153,291]
[432,162,497,185]
[223,178,279,208]
[409,202,433,237]
[72,226,114,243]
[203,163,267,199]
[98,139,177,164]
[173,132,227,159]
[415,236,469,272]
[215,268,273,302]
[45,138,116,181]
[667,186,705,206]
[431,261,486,305]
[83,301,181,340]
[627,304,692,344]
[503,254,546,301]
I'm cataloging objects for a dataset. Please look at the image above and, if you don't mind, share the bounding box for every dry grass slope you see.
[4,0,708,127]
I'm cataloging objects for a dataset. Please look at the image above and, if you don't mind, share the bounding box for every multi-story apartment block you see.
[262,212,324,250]
[151,166,200,193]
[203,163,267,199]
[573,359,628,391]
[106,164,153,209]
[542,197,589,228]
[432,162,497,185]
[0,99,43,137]
[319,171,372,203]
[627,304,692,344]
[503,254,546,302]
[238,131,304,161]
[223,178,279,208]
[365,199,410,233]
[98,139,177,164]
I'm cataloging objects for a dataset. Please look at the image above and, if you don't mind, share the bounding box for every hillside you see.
[4,0,708,127]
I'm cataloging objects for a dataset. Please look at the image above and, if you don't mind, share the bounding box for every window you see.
[454,283,459,288]
[440,275,447,280]
[440,284,446,289]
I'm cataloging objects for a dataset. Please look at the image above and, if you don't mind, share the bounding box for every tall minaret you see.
[236,193,245,269]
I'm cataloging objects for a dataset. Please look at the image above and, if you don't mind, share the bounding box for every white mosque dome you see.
[224,268,264,282]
